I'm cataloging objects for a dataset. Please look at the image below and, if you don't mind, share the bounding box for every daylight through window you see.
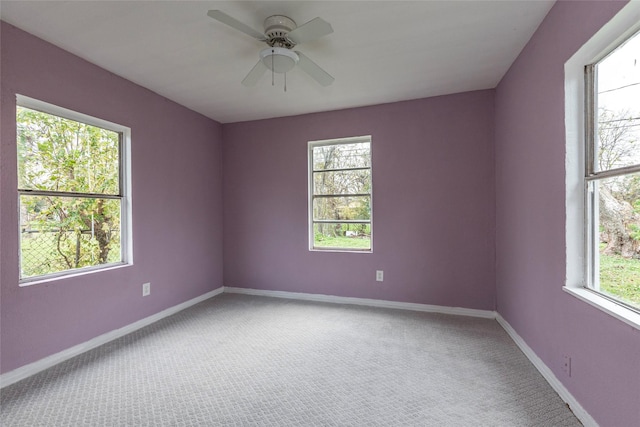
[309,137,372,251]
[585,30,640,312]
[17,96,130,281]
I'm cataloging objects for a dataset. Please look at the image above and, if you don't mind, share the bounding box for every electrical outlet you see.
[376,270,384,282]
[562,354,571,377]
[142,282,151,297]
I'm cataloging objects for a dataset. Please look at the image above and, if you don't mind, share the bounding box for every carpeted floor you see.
[0,293,580,426]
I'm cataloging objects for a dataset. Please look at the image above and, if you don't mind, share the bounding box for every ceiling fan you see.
[207,10,335,89]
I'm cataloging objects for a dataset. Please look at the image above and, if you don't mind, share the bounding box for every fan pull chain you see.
[284,73,287,92]
[271,50,275,86]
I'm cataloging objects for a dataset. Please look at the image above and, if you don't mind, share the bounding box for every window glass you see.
[595,32,640,172]
[590,173,640,310]
[313,169,370,195]
[309,138,372,252]
[313,223,371,250]
[19,195,122,278]
[313,195,371,221]
[312,143,371,170]
[17,107,120,194]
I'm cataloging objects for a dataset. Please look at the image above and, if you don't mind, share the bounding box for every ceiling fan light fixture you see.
[260,47,299,73]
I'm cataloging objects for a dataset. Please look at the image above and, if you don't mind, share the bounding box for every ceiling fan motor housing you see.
[264,15,297,48]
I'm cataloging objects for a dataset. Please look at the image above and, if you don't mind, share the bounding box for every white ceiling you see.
[0,1,554,124]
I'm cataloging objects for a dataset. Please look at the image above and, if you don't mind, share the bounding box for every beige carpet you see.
[0,293,580,426]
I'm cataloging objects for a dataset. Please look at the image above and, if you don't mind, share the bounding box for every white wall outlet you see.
[142,282,151,296]
[376,270,384,282]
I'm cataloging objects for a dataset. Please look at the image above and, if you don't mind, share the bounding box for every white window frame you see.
[564,2,640,329]
[17,95,133,285]
[308,136,373,253]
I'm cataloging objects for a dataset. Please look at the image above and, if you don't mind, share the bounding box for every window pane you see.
[313,169,371,195]
[20,195,122,278]
[313,223,371,250]
[595,31,640,172]
[17,106,120,194]
[313,142,370,171]
[592,172,640,310]
[313,195,371,221]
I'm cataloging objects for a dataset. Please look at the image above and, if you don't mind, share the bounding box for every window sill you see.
[563,286,640,330]
[310,248,372,253]
[19,262,131,287]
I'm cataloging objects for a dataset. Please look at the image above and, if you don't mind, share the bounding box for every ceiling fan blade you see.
[207,10,266,41]
[242,60,268,86]
[295,51,334,87]
[286,17,333,45]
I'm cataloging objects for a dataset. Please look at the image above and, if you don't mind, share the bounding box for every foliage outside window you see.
[17,96,130,281]
[309,137,372,251]
[585,31,640,311]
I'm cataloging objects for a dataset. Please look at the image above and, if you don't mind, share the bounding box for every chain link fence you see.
[21,229,121,278]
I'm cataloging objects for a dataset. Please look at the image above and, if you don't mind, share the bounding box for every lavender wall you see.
[495,1,639,426]
[0,23,224,374]
[223,91,496,310]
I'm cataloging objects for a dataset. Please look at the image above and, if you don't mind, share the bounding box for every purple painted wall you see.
[0,23,224,374]
[223,92,496,310]
[495,1,639,426]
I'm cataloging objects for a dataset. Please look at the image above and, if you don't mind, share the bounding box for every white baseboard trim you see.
[223,287,495,319]
[0,287,224,389]
[495,314,598,427]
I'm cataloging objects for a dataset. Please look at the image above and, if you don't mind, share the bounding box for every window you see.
[308,136,372,252]
[17,96,131,282]
[585,31,640,312]
[565,1,640,329]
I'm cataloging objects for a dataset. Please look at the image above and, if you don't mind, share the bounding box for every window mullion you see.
[585,62,598,294]
[313,193,371,198]
[18,189,122,200]
[313,166,370,173]
[118,132,124,196]
[313,220,370,224]
[586,164,640,181]
[584,63,597,177]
